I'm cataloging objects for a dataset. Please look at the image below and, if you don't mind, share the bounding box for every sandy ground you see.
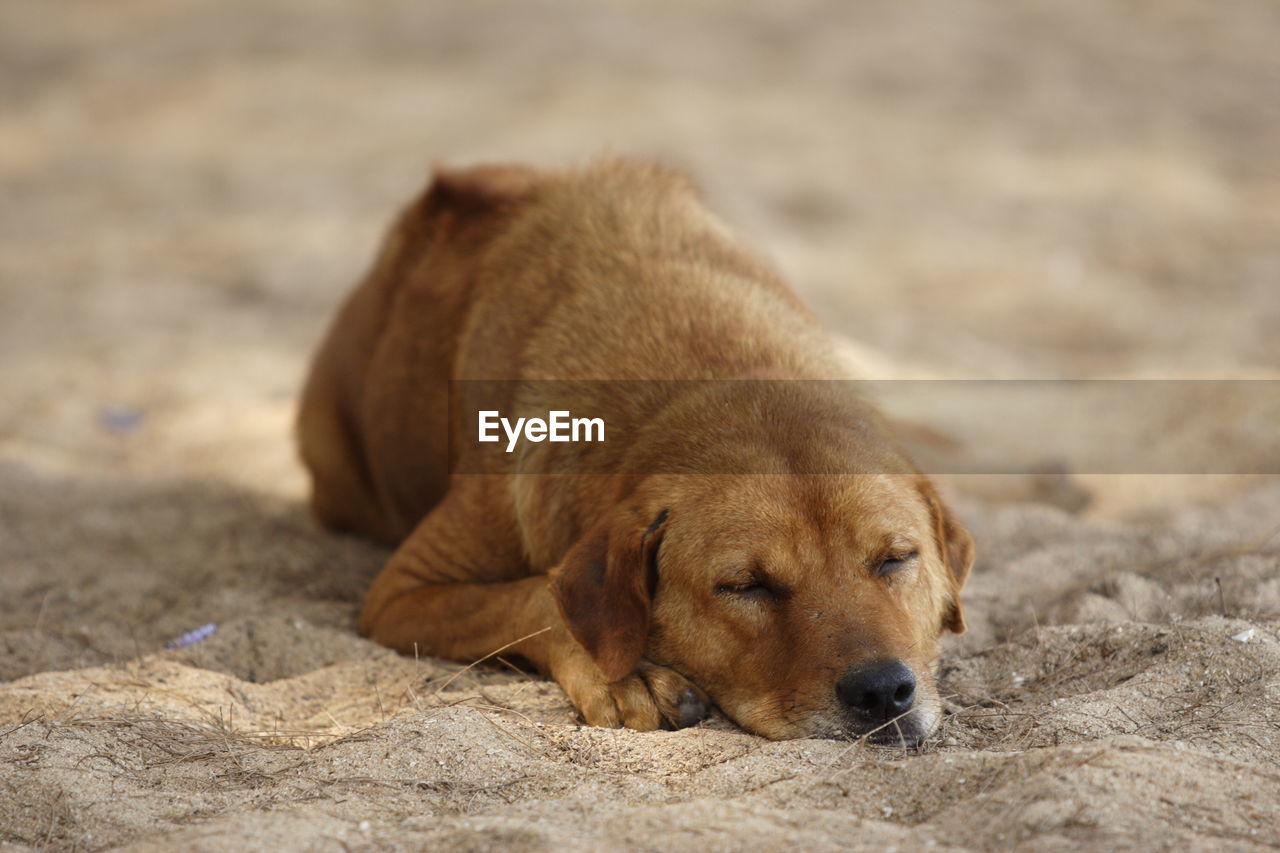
[2,0,1279,849]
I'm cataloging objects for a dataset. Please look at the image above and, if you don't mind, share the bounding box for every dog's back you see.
[300,160,845,542]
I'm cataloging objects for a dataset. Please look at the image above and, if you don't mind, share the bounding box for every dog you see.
[297,160,974,743]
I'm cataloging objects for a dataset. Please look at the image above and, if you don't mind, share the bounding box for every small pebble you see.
[1230,628,1255,643]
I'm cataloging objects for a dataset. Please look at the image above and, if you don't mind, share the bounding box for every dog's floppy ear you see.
[921,483,975,634]
[549,507,670,682]
[421,163,544,220]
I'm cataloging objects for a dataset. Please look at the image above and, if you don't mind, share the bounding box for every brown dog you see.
[298,160,973,742]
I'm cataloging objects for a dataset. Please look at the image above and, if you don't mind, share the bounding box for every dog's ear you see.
[374,163,545,288]
[550,507,670,682]
[421,163,545,220]
[921,483,975,634]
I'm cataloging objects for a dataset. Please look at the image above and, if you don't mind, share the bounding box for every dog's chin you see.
[846,707,937,747]
[727,699,939,744]
[860,719,927,747]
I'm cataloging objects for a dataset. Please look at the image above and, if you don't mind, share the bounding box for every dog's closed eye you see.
[875,551,918,577]
[716,570,789,602]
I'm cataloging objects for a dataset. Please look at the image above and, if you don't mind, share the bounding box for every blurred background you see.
[4,7,1280,845]
[2,0,1277,506]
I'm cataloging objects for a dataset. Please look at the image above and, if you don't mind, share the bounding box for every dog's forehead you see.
[827,475,931,526]
[683,474,931,554]
[805,475,933,558]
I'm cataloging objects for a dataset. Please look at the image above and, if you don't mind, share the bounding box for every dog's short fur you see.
[298,160,973,742]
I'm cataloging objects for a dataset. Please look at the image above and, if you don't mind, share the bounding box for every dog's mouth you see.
[718,680,940,743]
[834,694,939,746]
[733,703,936,744]
[849,711,931,747]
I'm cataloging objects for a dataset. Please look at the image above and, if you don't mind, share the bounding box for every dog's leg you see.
[298,380,398,545]
[297,265,402,545]
[358,490,709,730]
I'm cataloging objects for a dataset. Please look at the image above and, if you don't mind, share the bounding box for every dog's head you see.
[551,472,973,743]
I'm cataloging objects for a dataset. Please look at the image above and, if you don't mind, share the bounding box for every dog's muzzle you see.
[836,658,927,745]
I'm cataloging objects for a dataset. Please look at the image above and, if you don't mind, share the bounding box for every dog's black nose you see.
[836,659,917,721]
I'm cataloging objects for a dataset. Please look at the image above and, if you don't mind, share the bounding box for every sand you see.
[2,1,1278,849]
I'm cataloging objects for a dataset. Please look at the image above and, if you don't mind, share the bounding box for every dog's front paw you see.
[636,660,711,729]
[552,646,710,731]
